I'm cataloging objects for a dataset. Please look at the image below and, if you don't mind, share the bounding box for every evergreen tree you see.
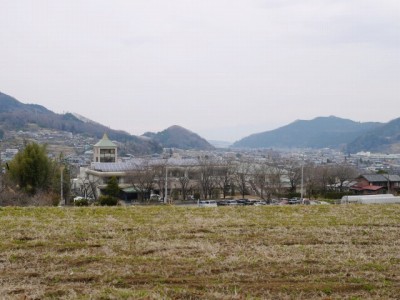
[99,176,120,206]
[105,176,120,197]
[8,142,52,194]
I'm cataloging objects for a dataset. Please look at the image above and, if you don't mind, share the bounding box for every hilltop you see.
[0,92,128,140]
[0,92,162,155]
[233,116,382,151]
[0,92,213,154]
[3,91,399,154]
[143,125,215,150]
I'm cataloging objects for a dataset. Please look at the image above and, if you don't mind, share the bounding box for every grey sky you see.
[1,0,399,141]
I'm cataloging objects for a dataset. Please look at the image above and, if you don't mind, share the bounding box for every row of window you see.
[100,149,116,154]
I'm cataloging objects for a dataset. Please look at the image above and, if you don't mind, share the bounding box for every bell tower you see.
[93,133,118,163]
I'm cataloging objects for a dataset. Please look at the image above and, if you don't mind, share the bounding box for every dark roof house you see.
[351,174,400,195]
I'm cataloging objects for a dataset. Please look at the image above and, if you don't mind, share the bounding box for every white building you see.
[93,133,118,163]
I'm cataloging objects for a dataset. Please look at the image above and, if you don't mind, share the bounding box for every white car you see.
[150,194,161,201]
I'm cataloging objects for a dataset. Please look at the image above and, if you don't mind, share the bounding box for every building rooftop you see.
[94,133,117,148]
[362,174,400,182]
[91,157,201,172]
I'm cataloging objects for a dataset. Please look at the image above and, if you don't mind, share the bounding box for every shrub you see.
[0,189,59,206]
[286,192,301,199]
[74,198,89,206]
[171,190,179,200]
[323,191,351,200]
[98,195,118,206]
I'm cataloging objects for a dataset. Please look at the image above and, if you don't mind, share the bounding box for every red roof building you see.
[350,174,400,195]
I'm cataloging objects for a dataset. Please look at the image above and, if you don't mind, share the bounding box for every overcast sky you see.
[1,0,399,142]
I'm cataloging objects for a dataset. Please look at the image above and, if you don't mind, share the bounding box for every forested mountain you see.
[346,118,400,153]
[0,91,214,154]
[3,91,399,154]
[0,92,134,140]
[0,91,162,154]
[143,125,215,150]
[233,116,382,150]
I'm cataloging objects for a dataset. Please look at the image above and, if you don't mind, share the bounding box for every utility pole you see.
[0,140,2,206]
[60,165,65,206]
[300,163,304,200]
[164,166,168,204]
[386,174,391,194]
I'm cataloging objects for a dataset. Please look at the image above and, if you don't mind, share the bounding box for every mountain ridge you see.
[346,117,400,153]
[2,91,399,154]
[232,116,384,151]
[0,91,213,153]
[143,125,215,150]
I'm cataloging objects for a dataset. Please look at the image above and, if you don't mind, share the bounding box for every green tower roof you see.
[94,133,117,148]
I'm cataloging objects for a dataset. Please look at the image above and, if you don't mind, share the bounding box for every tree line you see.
[110,156,359,202]
[0,143,360,206]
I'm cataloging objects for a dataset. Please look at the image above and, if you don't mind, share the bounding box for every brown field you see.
[0,205,399,299]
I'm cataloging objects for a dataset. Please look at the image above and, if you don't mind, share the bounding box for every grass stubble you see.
[0,205,399,299]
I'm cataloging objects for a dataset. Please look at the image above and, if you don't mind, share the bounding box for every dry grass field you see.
[0,205,400,299]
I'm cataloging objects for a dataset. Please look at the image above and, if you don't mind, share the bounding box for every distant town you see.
[1,126,400,206]
[3,127,400,170]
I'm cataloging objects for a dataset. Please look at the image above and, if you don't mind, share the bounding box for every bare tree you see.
[332,163,358,192]
[178,176,190,200]
[314,165,335,196]
[153,160,167,201]
[198,156,218,199]
[303,163,318,199]
[126,159,157,201]
[285,159,302,194]
[177,166,193,201]
[80,177,100,200]
[215,159,235,199]
[250,162,269,200]
[0,159,3,205]
[232,159,252,199]
[268,165,284,198]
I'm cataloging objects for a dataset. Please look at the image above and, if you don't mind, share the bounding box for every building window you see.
[99,148,116,162]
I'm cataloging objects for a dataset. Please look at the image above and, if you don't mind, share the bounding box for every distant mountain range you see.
[2,91,399,154]
[232,116,400,153]
[0,91,214,154]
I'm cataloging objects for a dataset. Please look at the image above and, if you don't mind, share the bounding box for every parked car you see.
[236,199,258,205]
[198,200,218,207]
[225,200,238,206]
[150,194,161,201]
[288,198,301,205]
[269,199,280,205]
[236,199,248,205]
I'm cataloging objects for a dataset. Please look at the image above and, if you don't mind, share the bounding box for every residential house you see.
[350,174,400,195]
